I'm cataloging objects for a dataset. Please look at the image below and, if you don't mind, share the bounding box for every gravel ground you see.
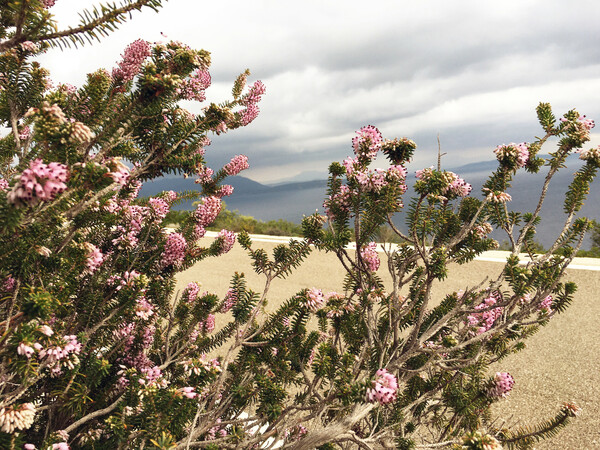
[176,236,600,449]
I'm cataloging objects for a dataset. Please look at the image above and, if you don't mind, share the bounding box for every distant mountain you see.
[139,157,600,248]
[266,170,329,186]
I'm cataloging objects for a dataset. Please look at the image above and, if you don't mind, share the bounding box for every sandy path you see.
[176,236,600,449]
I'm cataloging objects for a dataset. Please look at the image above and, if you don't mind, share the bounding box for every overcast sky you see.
[37,0,600,183]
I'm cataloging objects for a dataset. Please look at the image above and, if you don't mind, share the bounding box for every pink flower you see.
[7,159,68,206]
[18,342,35,358]
[83,242,104,273]
[223,155,249,176]
[112,39,151,83]
[135,297,154,320]
[216,229,236,254]
[221,288,237,313]
[24,444,36,450]
[184,282,201,303]
[161,232,187,268]
[366,368,398,405]
[576,145,600,163]
[201,314,215,333]
[2,276,15,291]
[177,69,211,101]
[0,178,8,191]
[243,80,266,105]
[194,196,221,226]
[360,242,380,272]
[467,292,503,335]
[179,386,197,399]
[39,325,54,336]
[42,0,56,7]
[484,189,512,203]
[352,125,382,160]
[538,295,553,314]
[240,103,260,126]
[494,142,529,169]
[20,41,39,52]
[195,166,214,185]
[149,197,170,219]
[306,288,325,312]
[488,372,514,398]
[216,184,234,198]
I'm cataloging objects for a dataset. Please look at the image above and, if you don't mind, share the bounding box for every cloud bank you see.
[38,0,600,182]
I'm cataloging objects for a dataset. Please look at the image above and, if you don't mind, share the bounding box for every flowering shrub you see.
[0,2,598,450]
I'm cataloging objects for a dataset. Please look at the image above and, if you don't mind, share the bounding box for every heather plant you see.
[0,2,599,450]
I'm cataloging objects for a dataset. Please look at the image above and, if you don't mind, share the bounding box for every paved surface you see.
[178,233,600,448]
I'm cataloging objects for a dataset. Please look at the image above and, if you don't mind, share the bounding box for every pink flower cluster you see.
[488,372,514,398]
[161,232,187,268]
[2,276,15,292]
[184,282,201,303]
[467,292,503,335]
[538,295,553,314]
[200,314,216,333]
[177,69,211,101]
[360,242,380,272]
[7,159,68,206]
[494,142,529,169]
[221,288,238,313]
[195,166,214,185]
[576,145,600,163]
[484,189,512,203]
[217,229,236,254]
[42,0,57,7]
[241,103,260,126]
[223,154,249,176]
[416,167,471,199]
[0,402,36,433]
[217,184,234,198]
[366,368,398,405]
[105,158,130,185]
[323,184,351,218]
[240,80,265,126]
[473,222,493,239]
[135,296,154,320]
[83,242,104,273]
[194,196,221,226]
[353,125,382,161]
[149,197,170,219]
[179,386,198,399]
[306,287,325,312]
[39,335,82,376]
[112,39,151,83]
[0,178,8,191]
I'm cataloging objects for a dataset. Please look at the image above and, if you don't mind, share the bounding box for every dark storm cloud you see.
[38,0,600,182]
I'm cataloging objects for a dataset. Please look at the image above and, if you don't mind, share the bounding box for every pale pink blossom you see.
[184,282,201,303]
[494,142,529,169]
[200,314,216,333]
[352,125,382,160]
[221,288,237,313]
[366,369,398,405]
[194,196,221,226]
[360,242,380,272]
[306,288,325,312]
[488,372,514,398]
[216,229,236,254]
[161,232,187,268]
[83,242,104,273]
[0,403,36,433]
[112,39,151,83]
[223,155,249,176]
[7,159,68,206]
